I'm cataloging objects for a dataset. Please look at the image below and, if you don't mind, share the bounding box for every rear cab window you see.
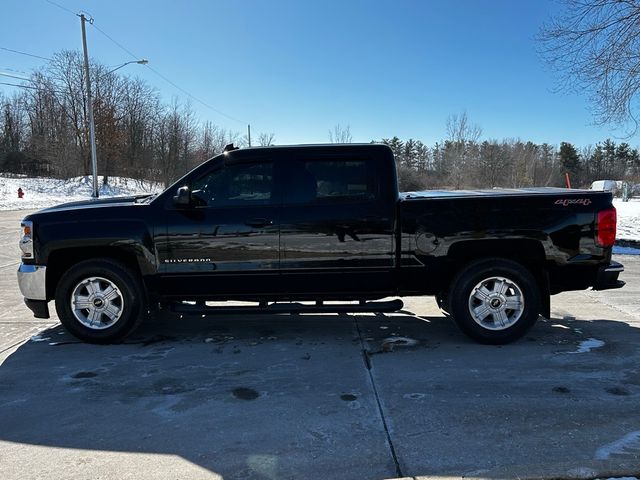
[284,158,379,205]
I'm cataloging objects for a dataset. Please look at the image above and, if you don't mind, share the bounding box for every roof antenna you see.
[223,143,238,152]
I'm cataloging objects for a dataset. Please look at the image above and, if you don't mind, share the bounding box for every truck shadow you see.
[1,313,640,479]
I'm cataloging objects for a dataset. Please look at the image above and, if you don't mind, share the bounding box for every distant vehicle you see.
[591,180,618,193]
[17,144,624,345]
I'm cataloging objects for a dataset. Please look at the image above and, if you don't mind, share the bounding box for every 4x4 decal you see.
[555,198,592,207]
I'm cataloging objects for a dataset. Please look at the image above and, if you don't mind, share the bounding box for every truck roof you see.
[228,143,392,157]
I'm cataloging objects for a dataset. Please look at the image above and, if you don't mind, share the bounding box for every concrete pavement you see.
[0,209,639,479]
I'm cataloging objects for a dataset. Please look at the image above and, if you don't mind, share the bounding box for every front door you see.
[158,159,281,299]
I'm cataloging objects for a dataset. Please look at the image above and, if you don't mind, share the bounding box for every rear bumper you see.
[594,261,625,290]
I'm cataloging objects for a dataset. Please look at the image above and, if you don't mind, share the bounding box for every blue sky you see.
[0,0,631,146]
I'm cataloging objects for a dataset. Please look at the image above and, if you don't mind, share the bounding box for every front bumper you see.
[17,264,50,319]
[594,261,625,290]
[17,263,47,300]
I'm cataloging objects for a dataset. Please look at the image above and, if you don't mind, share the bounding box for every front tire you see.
[55,258,147,343]
[448,258,541,344]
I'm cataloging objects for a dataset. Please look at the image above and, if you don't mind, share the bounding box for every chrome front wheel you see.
[56,259,146,343]
[70,276,125,330]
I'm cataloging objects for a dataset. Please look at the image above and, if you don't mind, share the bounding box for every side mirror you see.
[173,186,191,206]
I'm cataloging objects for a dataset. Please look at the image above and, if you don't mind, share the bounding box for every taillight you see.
[596,207,617,247]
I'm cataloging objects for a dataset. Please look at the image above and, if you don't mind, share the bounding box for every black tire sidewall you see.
[449,259,541,344]
[55,259,146,343]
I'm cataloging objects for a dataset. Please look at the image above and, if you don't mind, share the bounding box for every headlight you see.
[19,220,33,259]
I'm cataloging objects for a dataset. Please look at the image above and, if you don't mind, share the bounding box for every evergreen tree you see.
[589,143,605,179]
[558,141,581,184]
[601,139,617,178]
[615,142,632,178]
[414,141,430,172]
[402,139,418,169]
[381,136,404,165]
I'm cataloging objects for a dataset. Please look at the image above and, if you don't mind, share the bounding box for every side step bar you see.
[171,299,404,315]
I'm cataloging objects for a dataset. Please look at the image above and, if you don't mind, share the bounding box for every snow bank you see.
[0,175,163,211]
[614,198,640,242]
[613,245,640,255]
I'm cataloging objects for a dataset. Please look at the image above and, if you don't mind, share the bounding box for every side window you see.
[191,162,274,207]
[285,159,377,204]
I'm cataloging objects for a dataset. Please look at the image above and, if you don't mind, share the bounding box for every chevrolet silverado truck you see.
[17,143,625,344]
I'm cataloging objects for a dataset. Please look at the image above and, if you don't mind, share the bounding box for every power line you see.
[144,64,247,125]
[90,22,248,125]
[0,72,31,82]
[44,0,76,16]
[0,66,32,76]
[0,47,51,62]
[90,23,138,62]
[0,81,68,96]
[0,81,36,89]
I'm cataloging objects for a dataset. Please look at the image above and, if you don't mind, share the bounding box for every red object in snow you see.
[17,188,24,199]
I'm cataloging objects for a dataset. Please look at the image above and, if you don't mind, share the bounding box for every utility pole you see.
[79,13,99,198]
[247,124,251,147]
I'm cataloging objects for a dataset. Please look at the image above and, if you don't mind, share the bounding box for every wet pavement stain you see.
[606,386,630,396]
[153,379,194,395]
[232,387,260,400]
[72,371,98,379]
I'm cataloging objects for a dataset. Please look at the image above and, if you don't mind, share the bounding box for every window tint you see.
[286,159,377,204]
[191,162,274,207]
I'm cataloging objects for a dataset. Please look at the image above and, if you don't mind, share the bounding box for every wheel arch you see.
[46,247,146,301]
[444,240,550,318]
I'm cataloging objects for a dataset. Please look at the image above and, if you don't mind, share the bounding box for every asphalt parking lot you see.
[0,209,639,480]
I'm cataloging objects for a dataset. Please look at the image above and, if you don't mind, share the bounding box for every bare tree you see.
[328,124,352,143]
[257,132,275,146]
[446,112,482,144]
[445,112,482,188]
[539,0,640,130]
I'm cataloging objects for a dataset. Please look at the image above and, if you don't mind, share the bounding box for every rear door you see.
[279,152,395,297]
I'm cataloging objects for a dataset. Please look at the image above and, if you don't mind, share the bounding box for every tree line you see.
[1,51,640,191]
[0,50,274,187]
[378,113,640,191]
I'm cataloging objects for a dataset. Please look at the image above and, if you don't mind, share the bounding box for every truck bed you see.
[400,187,596,200]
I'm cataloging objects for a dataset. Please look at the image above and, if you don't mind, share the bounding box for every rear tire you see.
[55,258,147,343]
[448,258,540,344]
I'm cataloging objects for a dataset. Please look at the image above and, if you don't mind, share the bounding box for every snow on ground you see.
[568,338,605,354]
[614,198,640,243]
[0,174,163,211]
[595,430,640,460]
[613,245,640,255]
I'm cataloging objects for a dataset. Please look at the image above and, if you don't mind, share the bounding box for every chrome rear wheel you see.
[468,276,524,331]
[449,258,541,344]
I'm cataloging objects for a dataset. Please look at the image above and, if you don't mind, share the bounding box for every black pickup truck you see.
[17,143,624,344]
